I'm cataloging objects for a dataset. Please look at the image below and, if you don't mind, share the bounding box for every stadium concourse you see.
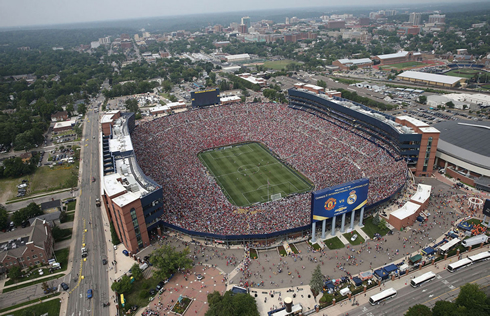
[132,102,407,236]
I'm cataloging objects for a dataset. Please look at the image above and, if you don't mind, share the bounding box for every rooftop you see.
[398,71,463,85]
[390,201,420,220]
[397,115,429,128]
[410,184,431,204]
[377,51,409,60]
[337,58,372,65]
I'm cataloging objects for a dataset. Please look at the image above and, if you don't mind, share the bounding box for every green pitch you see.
[198,142,313,207]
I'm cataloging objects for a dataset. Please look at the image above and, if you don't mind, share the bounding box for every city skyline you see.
[0,0,469,28]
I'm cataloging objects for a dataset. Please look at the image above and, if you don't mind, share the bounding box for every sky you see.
[0,0,463,28]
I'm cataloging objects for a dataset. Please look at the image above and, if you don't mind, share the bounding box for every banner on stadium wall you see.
[311,178,369,222]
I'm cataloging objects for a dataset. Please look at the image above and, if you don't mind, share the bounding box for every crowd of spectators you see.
[132,103,407,236]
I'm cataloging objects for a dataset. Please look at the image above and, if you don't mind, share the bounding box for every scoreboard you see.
[311,178,369,223]
[191,89,221,108]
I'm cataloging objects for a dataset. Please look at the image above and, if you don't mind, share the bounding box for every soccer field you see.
[198,143,313,207]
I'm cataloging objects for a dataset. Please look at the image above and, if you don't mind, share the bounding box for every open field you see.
[263,59,297,70]
[29,164,78,195]
[198,142,313,207]
[9,298,60,316]
[380,61,424,70]
[445,69,480,78]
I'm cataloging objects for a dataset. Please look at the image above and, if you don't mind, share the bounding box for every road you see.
[4,190,75,212]
[65,95,110,316]
[347,261,490,316]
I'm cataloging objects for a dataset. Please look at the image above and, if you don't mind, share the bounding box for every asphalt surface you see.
[65,96,110,316]
[5,190,75,212]
[348,260,490,316]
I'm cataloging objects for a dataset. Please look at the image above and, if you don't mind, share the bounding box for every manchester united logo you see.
[347,190,357,205]
[324,198,337,211]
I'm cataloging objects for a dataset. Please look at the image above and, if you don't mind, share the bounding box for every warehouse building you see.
[332,58,373,70]
[397,71,465,88]
[373,51,422,65]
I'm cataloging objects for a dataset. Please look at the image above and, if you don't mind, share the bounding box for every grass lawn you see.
[250,248,258,259]
[325,237,345,250]
[381,61,424,70]
[29,164,79,195]
[198,142,313,207]
[64,212,75,222]
[308,241,321,250]
[66,200,76,211]
[9,298,61,316]
[343,230,365,245]
[278,245,287,256]
[263,59,297,70]
[481,84,490,90]
[55,247,70,272]
[0,177,19,203]
[290,243,300,254]
[0,293,60,314]
[4,264,65,286]
[361,216,390,238]
[3,274,64,293]
[53,228,73,242]
[445,69,480,79]
[123,277,161,312]
[466,218,482,226]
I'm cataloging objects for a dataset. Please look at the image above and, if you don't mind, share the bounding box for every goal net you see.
[271,193,282,202]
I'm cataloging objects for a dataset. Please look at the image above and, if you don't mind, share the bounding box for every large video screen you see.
[311,178,369,223]
[191,89,220,107]
[483,199,490,217]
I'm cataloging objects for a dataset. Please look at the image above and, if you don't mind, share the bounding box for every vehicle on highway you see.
[87,289,93,299]
[92,177,96,182]
[81,247,88,258]
[102,258,108,265]
[96,198,101,207]
[468,251,490,264]
[410,271,436,288]
[122,250,129,256]
[447,258,472,273]
[369,288,397,305]
[60,282,69,291]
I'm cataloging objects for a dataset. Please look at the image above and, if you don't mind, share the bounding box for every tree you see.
[8,266,22,280]
[150,245,193,281]
[125,99,139,113]
[378,218,387,231]
[41,281,50,293]
[77,103,87,115]
[111,274,132,294]
[372,213,380,226]
[309,264,323,298]
[405,304,432,316]
[455,283,488,312]
[446,101,455,109]
[131,263,143,281]
[418,95,427,104]
[0,205,9,230]
[432,301,460,316]
[110,222,120,245]
[317,79,327,89]
[205,291,259,316]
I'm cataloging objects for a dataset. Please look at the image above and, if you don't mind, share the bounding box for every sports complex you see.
[127,92,409,241]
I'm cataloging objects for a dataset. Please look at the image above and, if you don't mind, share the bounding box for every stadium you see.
[129,98,408,239]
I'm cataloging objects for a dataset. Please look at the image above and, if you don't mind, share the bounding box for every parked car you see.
[196,274,204,280]
[60,282,69,291]
[350,234,358,242]
[122,250,129,256]
[102,259,108,265]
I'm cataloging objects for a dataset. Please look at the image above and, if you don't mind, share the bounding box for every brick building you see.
[0,219,55,270]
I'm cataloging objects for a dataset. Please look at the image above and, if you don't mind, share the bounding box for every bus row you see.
[369,251,490,305]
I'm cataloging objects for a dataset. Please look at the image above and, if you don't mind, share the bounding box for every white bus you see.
[438,238,461,255]
[468,251,490,264]
[447,258,472,273]
[410,271,436,288]
[369,288,397,305]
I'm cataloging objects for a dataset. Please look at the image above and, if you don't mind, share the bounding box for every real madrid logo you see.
[324,198,336,211]
[347,190,357,205]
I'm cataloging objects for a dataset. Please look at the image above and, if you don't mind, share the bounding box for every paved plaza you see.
[129,176,490,315]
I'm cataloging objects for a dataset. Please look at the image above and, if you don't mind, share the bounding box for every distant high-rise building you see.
[409,12,422,26]
[385,10,397,16]
[285,17,290,25]
[241,16,251,28]
[290,17,299,23]
[238,24,248,34]
[428,14,445,24]
[98,36,111,45]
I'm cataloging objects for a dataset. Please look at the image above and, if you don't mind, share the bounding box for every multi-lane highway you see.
[347,260,490,316]
[65,96,110,316]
